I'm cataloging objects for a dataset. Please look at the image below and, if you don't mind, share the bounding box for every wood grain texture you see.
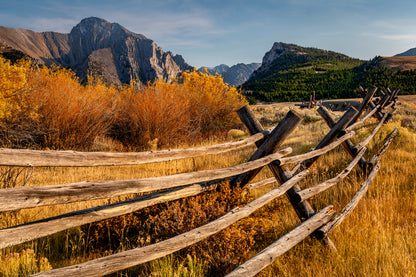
[0,132,266,167]
[356,113,389,150]
[345,104,381,132]
[0,183,217,249]
[32,170,308,277]
[276,131,355,166]
[0,148,292,212]
[320,162,381,235]
[226,206,335,277]
[369,128,398,165]
[296,147,367,202]
[230,109,302,187]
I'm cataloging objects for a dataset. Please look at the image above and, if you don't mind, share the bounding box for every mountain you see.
[395,47,416,56]
[203,64,230,75]
[0,17,193,85]
[199,62,260,86]
[242,43,416,102]
[223,63,261,86]
[242,42,367,101]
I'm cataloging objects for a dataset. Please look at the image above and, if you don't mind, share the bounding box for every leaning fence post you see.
[349,86,377,125]
[233,105,336,249]
[296,107,358,172]
[357,87,383,121]
[317,106,368,170]
[230,108,302,188]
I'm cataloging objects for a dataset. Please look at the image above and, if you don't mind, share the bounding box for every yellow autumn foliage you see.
[0,58,247,150]
[0,57,30,119]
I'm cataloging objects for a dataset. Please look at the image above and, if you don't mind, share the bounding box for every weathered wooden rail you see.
[0,86,399,276]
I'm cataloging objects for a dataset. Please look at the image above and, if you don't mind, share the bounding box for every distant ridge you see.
[395,47,416,57]
[199,62,260,86]
[0,17,193,85]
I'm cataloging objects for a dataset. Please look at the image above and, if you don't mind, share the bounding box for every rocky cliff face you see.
[0,17,193,85]
[250,42,298,77]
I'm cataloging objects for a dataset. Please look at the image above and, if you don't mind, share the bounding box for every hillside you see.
[378,56,416,71]
[242,43,416,102]
[0,17,192,85]
[242,42,365,102]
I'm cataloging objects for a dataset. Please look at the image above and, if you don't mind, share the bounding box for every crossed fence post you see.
[319,87,398,172]
[230,104,359,248]
[357,86,399,121]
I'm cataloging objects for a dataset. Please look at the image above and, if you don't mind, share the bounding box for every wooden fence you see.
[0,86,399,276]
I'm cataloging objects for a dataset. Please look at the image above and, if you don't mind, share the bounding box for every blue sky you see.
[1,0,416,67]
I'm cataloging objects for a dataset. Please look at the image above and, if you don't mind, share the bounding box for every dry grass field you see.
[0,99,415,276]
[380,56,416,71]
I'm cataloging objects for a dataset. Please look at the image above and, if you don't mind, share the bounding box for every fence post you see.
[295,107,358,173]
[317,106,368,170]
[349,87,377,125]
[230,108,302,188]
[233,105,342,249]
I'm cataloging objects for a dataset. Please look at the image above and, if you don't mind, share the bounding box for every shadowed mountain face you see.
[0,17,192,85]
[199,63,260,86]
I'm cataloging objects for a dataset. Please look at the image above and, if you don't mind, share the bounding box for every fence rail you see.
[0,131,267,167]
[0,86,399,276]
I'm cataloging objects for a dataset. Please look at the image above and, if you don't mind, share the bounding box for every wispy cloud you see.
[100,10,228,48]
[363,18,416,42]
[0,13,77,33]
[30,18,79,33]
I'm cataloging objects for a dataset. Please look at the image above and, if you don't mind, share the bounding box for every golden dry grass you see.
[1,100,415,276]
[380,56,416,71]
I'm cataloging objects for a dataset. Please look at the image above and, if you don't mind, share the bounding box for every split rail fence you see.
[0,86,400,276]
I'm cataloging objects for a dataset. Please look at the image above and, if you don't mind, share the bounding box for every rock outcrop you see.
[0,17,193,85]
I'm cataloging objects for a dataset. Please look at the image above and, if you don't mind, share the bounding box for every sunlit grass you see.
[1,103,415,276]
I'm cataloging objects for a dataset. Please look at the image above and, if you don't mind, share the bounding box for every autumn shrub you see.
[112,81,192,150]
[0,57,114,149]
[27,68,115,150]
[112,69,247,150]
[179,69,246,135]
[1,58,246,150]
[0,57,39,147]
[82,183,261,275]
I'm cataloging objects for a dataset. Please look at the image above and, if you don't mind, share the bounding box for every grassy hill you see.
[242,44,416,103]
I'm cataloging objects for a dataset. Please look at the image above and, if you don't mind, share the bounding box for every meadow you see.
[0,56,415,276]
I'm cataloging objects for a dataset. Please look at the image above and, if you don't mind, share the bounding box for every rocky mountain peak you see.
[262,42,296,65]
[0,17,192,86]
[70,17,140,39]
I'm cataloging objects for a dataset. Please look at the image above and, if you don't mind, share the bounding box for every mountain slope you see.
[242,42,367,101]
[378,56,416,71]
[395,47,416,56]
[243,43,416,102]
[223,63,260,86]
[0,17,192,85]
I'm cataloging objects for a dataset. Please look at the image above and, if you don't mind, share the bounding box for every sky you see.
[1,0,416,68]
